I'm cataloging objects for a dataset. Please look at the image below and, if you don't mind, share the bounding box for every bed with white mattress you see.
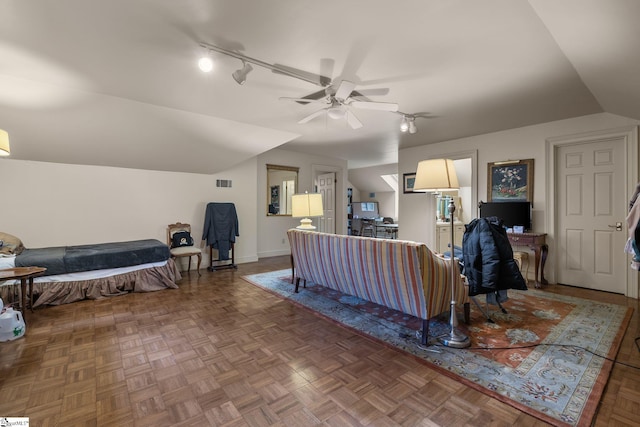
[0,235,181,308]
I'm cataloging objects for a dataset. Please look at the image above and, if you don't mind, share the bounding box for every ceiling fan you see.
[196,43,399,129]
[280,80,399,129]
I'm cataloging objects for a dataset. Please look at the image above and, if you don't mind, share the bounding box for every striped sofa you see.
[287,229,469,345]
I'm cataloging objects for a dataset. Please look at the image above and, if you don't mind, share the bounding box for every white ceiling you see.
[2,0,640,174]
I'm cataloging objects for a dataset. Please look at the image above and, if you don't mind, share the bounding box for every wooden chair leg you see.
[463,302,470,324]
[196,253,202,276]
[421,319,429,345]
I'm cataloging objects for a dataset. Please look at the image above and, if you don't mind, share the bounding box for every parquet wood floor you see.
[0,256,638,426]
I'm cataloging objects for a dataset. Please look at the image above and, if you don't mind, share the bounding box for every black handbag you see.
[171,231,194,247]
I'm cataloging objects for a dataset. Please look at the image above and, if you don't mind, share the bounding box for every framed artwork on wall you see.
[403,172,417,193]
[487,159,534,203]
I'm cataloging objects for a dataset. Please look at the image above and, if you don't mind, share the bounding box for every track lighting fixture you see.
[400,116,409,132]
[198,42,327,86]
[232,62,253,85]
[399,114,418,134]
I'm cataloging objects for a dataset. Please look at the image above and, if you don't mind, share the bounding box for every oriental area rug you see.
[242,269,633,427]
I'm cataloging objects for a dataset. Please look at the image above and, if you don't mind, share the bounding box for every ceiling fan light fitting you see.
[327,107,346,120]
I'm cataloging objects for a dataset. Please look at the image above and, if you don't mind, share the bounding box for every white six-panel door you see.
[317,172,336,234]
[556,138,627,293]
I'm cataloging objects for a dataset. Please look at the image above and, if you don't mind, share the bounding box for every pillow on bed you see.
[0,232,25,255]
[171,231,194,248]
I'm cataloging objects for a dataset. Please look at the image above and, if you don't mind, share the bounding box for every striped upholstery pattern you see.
[288,229,468,321]
[417,243,469,319]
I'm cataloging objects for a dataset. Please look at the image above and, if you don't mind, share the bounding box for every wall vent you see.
[216,179,232,188]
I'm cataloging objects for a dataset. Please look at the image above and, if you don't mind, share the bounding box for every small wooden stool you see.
[513,251,530,282]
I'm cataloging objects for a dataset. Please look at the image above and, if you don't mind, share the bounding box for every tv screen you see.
[479,201,532,231]
[352,202,379,219]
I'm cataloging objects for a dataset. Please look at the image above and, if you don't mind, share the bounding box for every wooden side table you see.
[0,267,47,318]
[506,232,548,288]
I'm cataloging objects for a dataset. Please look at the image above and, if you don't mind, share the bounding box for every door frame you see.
[546,125,639,298]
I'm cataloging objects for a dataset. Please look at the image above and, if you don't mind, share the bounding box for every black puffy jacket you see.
[462,217,527,296]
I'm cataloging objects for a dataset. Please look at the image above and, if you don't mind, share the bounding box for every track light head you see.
[408,118,417,134]
[198,55,213,73]
[232,62,253,85]
[400,116,409,132]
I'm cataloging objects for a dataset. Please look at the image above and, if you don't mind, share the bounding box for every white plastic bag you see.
[0,307,26,342]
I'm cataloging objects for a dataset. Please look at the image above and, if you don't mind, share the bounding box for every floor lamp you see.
[414,159,470,348]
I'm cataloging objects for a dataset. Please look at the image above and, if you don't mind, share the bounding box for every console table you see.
[506,232,548,288]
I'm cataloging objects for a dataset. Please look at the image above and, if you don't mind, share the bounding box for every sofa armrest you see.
[419,246,469,319]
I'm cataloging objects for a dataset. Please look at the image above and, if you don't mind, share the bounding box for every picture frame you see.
[403,172,417,193]
[487,159,534,203]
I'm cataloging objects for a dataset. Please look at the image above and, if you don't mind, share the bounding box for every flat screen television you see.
[479,201,532,231]
[351,202,379,219]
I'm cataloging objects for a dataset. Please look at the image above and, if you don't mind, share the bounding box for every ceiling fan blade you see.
[350,101,399,112]
[279,97,328,104]
[352,88,390,97]
[346,110,363,129]
[334,80,357,101]
[298,109,326,124]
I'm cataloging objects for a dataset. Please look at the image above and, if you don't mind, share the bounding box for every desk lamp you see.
[414,159,470,348]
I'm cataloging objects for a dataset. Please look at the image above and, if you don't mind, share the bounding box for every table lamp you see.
[292,192,323,229]
[0,129,10,156]
[414,158,470,348]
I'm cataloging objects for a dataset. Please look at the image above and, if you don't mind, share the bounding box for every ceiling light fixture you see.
[0,129,10,156]
[400,116,409,132]
[232,61,253,85]
[398,113,419,134]
[198,54,214,73]
[327,106,346,120]
[408,117,417,134]
[198,42,328,87]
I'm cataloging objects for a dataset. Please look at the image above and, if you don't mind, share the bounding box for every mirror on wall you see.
[267,164,299,216]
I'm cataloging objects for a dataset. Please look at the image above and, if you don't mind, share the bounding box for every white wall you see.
[399,112,640,283]
[0,157,259,268]
[257,148,348,258]
[1,147,348,266]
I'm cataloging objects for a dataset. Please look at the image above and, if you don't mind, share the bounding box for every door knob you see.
[608,222,622,231]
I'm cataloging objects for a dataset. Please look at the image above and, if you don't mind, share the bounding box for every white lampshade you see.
[413,159,459,192]
[0,129,10,156]
[292,193,323,229]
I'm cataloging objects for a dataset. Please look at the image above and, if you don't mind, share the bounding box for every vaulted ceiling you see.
[2,0,640,174]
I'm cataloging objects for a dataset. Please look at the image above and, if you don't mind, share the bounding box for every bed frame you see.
[1,239,181,308]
